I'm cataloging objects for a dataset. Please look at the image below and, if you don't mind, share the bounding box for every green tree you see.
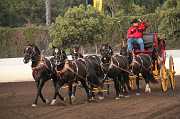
[49,5,112,48]
[0,0,45,27]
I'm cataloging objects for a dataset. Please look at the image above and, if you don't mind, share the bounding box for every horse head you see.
[52,46,67,66]
[70,46,83,60]
[100,43,113,72]
[23,44,40,64]
[100,43,113,57]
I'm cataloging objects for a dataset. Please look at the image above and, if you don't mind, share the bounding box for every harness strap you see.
[72,61,79,75]
[56,60,70,74]
[109,55,131,74]
[112,56,120,67]
[132,55,152,72]
[56,60,101,88]
[32,56,49,71]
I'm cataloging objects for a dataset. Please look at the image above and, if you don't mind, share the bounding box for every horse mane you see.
[27,43,41,55]
[33,45,41,55]
[158,38,166,49]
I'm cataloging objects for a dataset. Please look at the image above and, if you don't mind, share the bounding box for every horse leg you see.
[114,77,120,100]
[51,79,64,105]
[125,74,132,92]
[32,79,45,107]
[144,72,151,93]
[107,84,110,95]
[80,80,91,102]
[136,78,141,96]
[68,83,73,104]
[119,75,124,98]
[39,81,49,104]
[72,84,77,98]
[90,85,96,101]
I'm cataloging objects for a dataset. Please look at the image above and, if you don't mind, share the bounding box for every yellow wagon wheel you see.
[169,56,176,91]
[160,64,168,92]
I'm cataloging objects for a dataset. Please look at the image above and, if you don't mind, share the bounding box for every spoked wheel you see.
[169,56,176,91]
[160,64,168,92]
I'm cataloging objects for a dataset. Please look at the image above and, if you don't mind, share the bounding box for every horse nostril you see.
[23,58,28,64]
[23,59,26,63]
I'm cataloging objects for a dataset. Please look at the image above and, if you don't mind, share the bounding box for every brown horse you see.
[23,44,60,107]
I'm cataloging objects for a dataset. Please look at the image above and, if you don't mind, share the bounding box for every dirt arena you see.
[0,76,180,119]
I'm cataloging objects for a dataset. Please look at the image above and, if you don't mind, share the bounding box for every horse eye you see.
[55,48,59,53]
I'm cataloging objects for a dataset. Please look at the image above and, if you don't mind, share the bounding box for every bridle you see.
[24,46,37,62]
[24,46,49,71]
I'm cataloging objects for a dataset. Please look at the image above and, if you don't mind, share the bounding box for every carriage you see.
[128,32,176,93]
[23,33,176,107]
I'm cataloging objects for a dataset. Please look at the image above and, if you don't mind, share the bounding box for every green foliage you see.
[0,27,49,58]
[49,5,112,48]
[0,0,45,27]
[0,0,180,55]
[161,0,177,9]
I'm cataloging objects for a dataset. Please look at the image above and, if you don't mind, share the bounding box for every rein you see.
[131,54,152,72]
[101,55,131,75]
[32,56,48,71]
[110,56,131,74]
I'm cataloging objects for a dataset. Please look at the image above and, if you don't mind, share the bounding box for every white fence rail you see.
[0,50,179,83]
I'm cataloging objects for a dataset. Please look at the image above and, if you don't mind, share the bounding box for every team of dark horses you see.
[23,42,165,107]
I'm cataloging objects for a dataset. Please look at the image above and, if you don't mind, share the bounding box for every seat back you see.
[143,33,154,50]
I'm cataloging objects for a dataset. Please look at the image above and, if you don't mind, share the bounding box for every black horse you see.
[84,55,105,100]
[23,44,56,107]
[129,52,153,95]
[100,44,130,99]
[120,42,154,95]
[70,46,83,60]
[50,47,91,105]
[69,46,84,97]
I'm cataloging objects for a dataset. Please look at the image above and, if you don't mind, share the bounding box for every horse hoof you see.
[45,99,50,104]
[71,96,76,102]
[148,88,151,93]
[71,95,76,99]
[119,94,124,98]
[32,104,37,107]
[145,88,151,93]
[115,97,120,100]
[98,96,104,100]
[50,99,56,105]
[64,97,68,102]
[88,97,96,102]
[124,95,130,98]
[136,93,141,96]
[91,97,96,101]
[145,88,148,93]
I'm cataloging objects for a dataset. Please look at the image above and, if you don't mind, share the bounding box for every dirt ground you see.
[0,76,180,119]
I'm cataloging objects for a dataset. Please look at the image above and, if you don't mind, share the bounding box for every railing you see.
[0,50,179,83]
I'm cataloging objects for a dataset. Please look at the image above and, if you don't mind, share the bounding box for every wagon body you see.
[129,32,175,92]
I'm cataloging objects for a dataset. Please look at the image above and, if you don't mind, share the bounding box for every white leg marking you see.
[50,99,56,105]
[45,99,50,104]
[98,96,104,100]
[32,104,37,107]
[145,84,151,93]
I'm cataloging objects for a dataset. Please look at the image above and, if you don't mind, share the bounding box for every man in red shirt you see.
[127,18,147,52]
